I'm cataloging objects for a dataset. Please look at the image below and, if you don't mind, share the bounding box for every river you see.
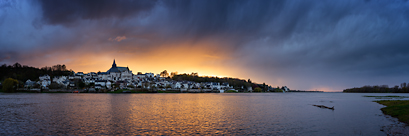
[1,93,408,135]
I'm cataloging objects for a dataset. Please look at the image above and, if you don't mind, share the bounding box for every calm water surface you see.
[1,93,409,135]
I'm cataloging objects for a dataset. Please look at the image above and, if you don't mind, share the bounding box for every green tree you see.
[49,82,62,89]
[87,83,95,88]
[78,81,85,89]
[254,87,262,92]
[2,78,19,92]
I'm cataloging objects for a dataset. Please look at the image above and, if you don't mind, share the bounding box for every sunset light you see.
[1,1,409,135]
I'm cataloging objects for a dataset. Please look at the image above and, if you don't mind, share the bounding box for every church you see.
[105,60,133,81]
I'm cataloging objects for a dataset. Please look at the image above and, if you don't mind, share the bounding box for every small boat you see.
[72,91,79,93]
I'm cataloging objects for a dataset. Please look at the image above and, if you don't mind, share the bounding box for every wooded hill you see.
[343,83,409,93]
[0,63,73,82]
[172,73,273,91]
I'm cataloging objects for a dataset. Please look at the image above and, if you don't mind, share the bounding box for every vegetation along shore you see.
[376,100,409,125]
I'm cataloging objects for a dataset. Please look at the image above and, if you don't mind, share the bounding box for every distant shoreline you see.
[2,89,324,94]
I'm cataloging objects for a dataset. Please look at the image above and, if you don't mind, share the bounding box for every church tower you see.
[112,59,117,68]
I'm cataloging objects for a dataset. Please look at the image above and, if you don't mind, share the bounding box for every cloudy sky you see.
[1,0,409,91]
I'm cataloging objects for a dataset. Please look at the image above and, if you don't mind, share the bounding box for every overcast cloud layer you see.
[1,0,409,91]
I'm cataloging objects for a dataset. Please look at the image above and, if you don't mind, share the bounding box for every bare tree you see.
[160,70,169,77]
[170,72,178,77]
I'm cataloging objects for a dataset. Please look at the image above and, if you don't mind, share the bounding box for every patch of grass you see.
[157,90,180,93]
[376,100,409,125]
[364,96,409,99]
[108,89,160,93]
[225,90,238,93]
[42,91,70,93]
[364,95,408,98]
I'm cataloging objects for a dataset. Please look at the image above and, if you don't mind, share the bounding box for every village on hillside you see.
[21,60,290,93]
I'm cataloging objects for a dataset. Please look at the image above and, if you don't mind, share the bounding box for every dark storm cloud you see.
[162,0,285,37]
[37,0,158,25]
[2,0,409,90]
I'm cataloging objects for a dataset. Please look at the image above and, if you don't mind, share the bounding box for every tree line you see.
[343,83,409,93]
[170,72,274,92]
[0,63,73,83]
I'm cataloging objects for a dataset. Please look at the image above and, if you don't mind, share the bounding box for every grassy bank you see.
[376,100,409,125]
[365,96,408,98]
[107,89,150,93]
[225,90,238,93]
[365,96,409,99]
[157,90,180,93]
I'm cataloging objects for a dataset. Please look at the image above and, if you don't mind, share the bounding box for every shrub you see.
[2,78,19,93]
[254,87,262,92]
[49,82,63,89]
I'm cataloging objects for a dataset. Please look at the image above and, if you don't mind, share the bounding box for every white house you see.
[25,79,37,87]
[39,75,50,81]
[134,74,146,80]
[41,80,51,87]
[145,73,154,78]
[173,82,182,89]
[83,74,91,79]
[98,72,111,80]
[121,70,133,81]
[95,80,107,87]
[220,82,229,89]
[74,75,81,79]
[282,86,289,91]
[182,82,189,89]
[210,82,221,90]
[83,78,95,85]
[53,76,67,85]
[76,72,84,76]
[106,81,112,89]
[95,80,112,89]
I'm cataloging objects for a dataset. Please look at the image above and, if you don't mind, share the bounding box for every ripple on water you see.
[0,93,409,135]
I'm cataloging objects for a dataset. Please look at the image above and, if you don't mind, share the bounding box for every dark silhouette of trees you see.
[0,63,73,83]
[160,70,169,77]
[171,73,269,91]
[170,72,178,78]
[343,83,409,93]
[191,72,198,77]
[78,80,85,89]
[49,82,63,89]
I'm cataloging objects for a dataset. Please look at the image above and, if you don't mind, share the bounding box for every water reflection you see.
[1,93,409,135]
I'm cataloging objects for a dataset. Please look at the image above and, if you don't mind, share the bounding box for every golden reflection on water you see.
[0,93,401,135]
[124,94,231,135]
[8,94,306,135]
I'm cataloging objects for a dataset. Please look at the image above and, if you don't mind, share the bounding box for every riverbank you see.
[376,100,409,125]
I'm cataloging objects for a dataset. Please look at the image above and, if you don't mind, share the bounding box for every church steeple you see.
[112,59,117,67]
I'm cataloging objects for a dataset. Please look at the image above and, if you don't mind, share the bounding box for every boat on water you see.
[72,91,79,93]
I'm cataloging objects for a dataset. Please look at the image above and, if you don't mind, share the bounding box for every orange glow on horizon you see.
[17,40,279,89]
[24,40,245,79]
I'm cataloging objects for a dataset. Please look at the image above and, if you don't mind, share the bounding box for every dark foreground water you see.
[1,93,409,135]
